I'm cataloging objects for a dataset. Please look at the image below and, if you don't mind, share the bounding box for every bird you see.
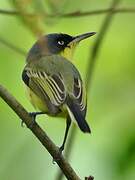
[22,32,96,152]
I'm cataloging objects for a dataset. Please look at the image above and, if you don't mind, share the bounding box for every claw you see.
[21,112,44,128]
[29,112,37,128]
[52,159,56,164]
[59,145,64,154]
[52,146,63,164]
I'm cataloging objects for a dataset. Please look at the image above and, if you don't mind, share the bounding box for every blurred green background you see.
[0,0,135,180]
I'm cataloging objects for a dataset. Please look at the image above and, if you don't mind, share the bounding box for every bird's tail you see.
[66,96,91,133]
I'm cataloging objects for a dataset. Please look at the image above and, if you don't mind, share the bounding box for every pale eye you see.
[58,40,64,46]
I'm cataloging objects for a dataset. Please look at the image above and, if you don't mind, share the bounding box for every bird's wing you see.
[22,67,66,114]
[66,76,90,133]
[72,77,86,113]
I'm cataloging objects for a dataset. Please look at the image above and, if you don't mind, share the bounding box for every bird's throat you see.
[60,45,76,61]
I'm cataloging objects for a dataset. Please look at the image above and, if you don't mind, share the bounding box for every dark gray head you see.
[46,33,74,54]
[26,32,96,62]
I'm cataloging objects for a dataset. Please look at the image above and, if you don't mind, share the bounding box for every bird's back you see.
[26,54,82,93]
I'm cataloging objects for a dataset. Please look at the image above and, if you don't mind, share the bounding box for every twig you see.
[0,37,26,57]
[0,7,135,18]
[0,84,80,180]
[0,9,22,15]
[86,0,121,89]
[51,7,135,18]
[0,9,36,18]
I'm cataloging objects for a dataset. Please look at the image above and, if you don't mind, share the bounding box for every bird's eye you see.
[57,40,65,46]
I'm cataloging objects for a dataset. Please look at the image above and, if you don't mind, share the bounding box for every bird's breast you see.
[25,86,67,118]
[26,86,48,112]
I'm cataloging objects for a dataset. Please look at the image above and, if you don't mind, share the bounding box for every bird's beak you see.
[68,32,96,46]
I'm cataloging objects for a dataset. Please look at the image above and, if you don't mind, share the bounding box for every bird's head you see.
[27,32,96,62]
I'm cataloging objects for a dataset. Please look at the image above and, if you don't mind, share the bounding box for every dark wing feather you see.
[73,77,87,115]
[66,77,90,133]
[66,95,90,133]
[22,68,66,115]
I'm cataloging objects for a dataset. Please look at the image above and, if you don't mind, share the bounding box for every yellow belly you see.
[26,86,67,118]
[26,86,48,112]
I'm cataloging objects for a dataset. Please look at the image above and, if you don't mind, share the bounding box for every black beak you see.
[69,32,96,45]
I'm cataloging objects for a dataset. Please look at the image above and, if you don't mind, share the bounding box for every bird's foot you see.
[29,112,37,128]
[21,112,36,128]
[21,112,44,128]
[59,145,64,154]
[52,145,64,164]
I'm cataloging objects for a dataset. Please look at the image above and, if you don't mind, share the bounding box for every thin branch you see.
[0,9,35,17]
[0,84,81,180]
[0,7,135,18]
[51,7,135,18]
[86,0,121,89]
[0,37,26,57]
[0,9,21,15]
